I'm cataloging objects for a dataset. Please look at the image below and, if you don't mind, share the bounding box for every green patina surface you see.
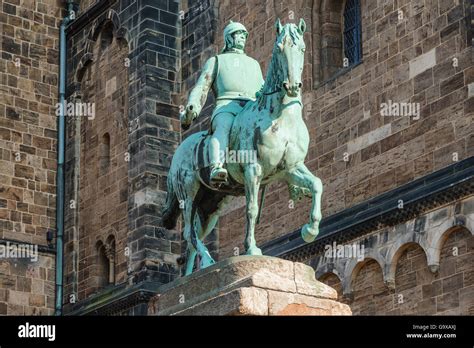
[164,19,322,275]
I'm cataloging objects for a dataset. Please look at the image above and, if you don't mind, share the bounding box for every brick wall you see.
[0,0,61,247]
[0,0,63,314]
[0,251,55,315]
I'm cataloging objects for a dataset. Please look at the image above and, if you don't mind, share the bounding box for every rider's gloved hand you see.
[180,104,198,130]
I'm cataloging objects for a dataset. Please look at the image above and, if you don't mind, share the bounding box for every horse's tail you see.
[162,174,180,230]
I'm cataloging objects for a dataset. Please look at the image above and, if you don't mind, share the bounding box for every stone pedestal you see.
[148,255,351,316]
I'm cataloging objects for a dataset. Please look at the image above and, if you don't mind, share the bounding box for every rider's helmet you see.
[222,21,248,52]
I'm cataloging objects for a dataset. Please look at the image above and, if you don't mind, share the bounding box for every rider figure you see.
[181,21,264,187]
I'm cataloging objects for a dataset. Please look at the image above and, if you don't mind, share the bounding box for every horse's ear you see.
[275,18,283,35]
[298,18,307,34]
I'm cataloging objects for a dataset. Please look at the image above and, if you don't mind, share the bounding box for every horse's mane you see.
[256,23,303,105]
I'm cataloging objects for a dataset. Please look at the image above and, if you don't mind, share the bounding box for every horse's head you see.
[275,18,307,98]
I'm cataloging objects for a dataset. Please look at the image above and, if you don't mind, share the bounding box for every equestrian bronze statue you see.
[163,19,323,275]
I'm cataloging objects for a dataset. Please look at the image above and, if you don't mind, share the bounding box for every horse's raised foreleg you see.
[243,163,263,255]
[286,163,323,243]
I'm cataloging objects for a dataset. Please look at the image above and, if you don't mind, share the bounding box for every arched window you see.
[96,241,110,288]
[318,0,345,82]
[343,0,362,66]
[99,133,110,175]
[105,235,116,284]
[96,237,116,289]
[100,21,114,51]
[313,0,363,85]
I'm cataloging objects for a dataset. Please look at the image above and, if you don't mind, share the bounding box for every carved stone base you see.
[148,255,351,316]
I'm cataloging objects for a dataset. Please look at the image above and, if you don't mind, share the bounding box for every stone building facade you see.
[0,0,63,315]
[0,0,473,315]
[63,0,182,314]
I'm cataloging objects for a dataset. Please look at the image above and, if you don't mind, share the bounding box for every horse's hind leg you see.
[285,162,323,243]
[185,196,233,274]
[182,200,200,275]
[183,200,215,270]
[184,209,204,275]
[198,195,233,252]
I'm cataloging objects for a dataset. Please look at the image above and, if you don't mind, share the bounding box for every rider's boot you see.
[210,163,228,185]
[209,135,228,187]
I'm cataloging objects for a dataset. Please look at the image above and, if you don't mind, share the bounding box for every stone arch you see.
[349,258,387,314]
[311,253,347,293]
[311,0,322,86]
[76,52,94,85]
[105,233,116,246]
[99,21,114,51]
[437,226,473,315]
[313,241,388,295]
[312,0,346,85]
[89,9,122,43]
[93,233,116,288]
[391,243,434,314]
[386,241,429,288]
[365,247,392,288]
[318,271,342,281]
[313,252,345,276]
[425,219,473,273]
[74,9,131,85]
[344,256,384,295]
[312,0,364,85]
[430,224,473,269]
[315,263,344,280]
[95,240,109,288]
[318,271,344,300]
[105,234,116,285]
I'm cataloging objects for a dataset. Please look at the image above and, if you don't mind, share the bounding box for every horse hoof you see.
[246,246,263,256]
[301,224,319,243]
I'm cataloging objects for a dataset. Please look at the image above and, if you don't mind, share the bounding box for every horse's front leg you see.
[243,163,263,255]
[286,163,323,243]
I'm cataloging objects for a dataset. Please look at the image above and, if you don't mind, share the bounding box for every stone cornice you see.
[65,281,160,315]
[261,157,474,262]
